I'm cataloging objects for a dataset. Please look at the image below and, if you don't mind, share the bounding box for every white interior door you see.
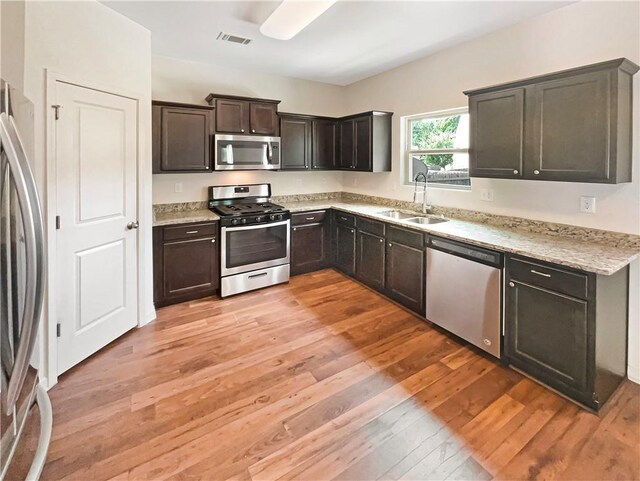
[54,81,138,375]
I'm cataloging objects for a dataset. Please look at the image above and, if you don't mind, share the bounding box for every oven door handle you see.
[222,219,290,232]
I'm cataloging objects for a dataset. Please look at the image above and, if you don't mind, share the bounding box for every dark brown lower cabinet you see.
[356,230,385,291]
[291,223,327,275]
[153,222,219,307]
[505,256,629,411]
[385,241,425,314]
[335,222,356,276]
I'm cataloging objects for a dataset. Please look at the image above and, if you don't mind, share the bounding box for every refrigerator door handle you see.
[25,385,52,481]
[0,112,46,416]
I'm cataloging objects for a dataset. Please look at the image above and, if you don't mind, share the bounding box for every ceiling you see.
[103,1,570,86]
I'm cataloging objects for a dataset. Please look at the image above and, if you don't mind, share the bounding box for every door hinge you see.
[56,323,61,337]
[55,215,60,230]
[52,104,62,120]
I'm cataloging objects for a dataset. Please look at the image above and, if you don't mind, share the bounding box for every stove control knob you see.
[275,214,282,221]
[231,218,240,226]
[269,214,276,221]
[255,216,263,223]
[241,218,247,224]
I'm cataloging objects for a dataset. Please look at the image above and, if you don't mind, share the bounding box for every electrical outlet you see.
[174,182,183,193]
[580,196,596,214]
[480,188,494,202]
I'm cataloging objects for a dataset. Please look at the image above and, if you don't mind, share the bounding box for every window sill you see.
[404,182,471,191]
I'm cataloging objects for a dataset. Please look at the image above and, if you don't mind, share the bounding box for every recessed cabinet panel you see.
[280,116,312,170]
[250,102,278,135]
[312,119,338,170]
[152,103,213,173]
[356,231,385,290]
[385,241,424,314]
[532,71,609,181]
[215,99,249,134]
[354,116,372,171]
[469,89,524,177]
[291,223,326,275]
[335,223,356,276]
[339,120,354,169]
[506,281,590,393]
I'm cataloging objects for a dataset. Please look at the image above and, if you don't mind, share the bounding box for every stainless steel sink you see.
[405,216,449,225]
[376,210,417,220]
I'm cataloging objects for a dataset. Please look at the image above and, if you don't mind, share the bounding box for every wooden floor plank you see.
[36,269,640,481]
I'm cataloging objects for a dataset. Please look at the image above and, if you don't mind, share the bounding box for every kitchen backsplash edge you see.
[153,192,640,249]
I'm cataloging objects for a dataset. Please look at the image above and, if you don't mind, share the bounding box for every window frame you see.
[403,107,471,190]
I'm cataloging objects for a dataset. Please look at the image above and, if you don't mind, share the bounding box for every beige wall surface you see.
[151,55,348,204]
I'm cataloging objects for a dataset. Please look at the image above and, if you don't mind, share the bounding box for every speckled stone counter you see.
[279,199,639,276]
[152,194,639,275]
[153,202,219,226]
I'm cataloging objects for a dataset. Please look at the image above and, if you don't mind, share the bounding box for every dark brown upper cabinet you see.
[469,88,524,178]
[152,101,214,173]
[279,114,312,170]
[465,58,639,183]
[312,119,338,170]
[205,93,281,136]
[339,112,392,172]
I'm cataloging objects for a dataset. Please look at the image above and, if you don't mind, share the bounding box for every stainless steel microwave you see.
[214,134,281,170]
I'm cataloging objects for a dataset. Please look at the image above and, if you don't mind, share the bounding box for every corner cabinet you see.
[339,112,392,172]
[465,58,639,183]
[205,93,280,136]
[505,256,629,411]
[152,101,214,173]
[153,222,219,307]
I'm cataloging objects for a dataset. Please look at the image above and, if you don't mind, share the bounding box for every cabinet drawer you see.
[335,212,356,227]
[292,210,326,226]
[357,217,385,237]
[163,222,217,241]
[509,257,589,300]
[386,225,424,249]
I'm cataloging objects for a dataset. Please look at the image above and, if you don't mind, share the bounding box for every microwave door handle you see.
[267,142,273,164]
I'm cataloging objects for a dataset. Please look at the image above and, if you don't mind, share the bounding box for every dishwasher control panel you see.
[428,237,503,268]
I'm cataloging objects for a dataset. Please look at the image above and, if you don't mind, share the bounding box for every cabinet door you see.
[339,120,354,169]
[335,223,356,276]
[250,102,278,135]
[163,237,219,301]
[530,71,611,181]
[385,241,424,314]
[505,280,591,397]
[469,89,524,178]
[280,116,311,170]
[215,99,249,134]
[291,223,325,275]
[157,107,212,172]
[356,231,385,291]
[354,116,372,171]
[312,119,337,170]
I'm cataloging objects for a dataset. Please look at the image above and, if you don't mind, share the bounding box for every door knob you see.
[126,221,139,230]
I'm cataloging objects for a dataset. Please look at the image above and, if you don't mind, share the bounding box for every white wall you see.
[151,55,347,203]
[21,0,153,385]
[343,0,640,382]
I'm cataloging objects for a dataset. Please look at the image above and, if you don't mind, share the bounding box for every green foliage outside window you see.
[411,115,461,169]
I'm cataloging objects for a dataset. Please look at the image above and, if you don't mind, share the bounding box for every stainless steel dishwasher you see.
[425,237,503,358]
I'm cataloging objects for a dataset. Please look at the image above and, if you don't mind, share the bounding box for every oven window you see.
[226,224,288,268]
[217,140,277,167]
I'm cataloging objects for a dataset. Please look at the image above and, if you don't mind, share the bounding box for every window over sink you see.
[404,108,470,189]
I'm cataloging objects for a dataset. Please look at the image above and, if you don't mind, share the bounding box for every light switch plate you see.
[580,196,596,214]
[480,188,494,202]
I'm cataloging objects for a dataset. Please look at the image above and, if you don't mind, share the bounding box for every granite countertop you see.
[280,200,639,276]
[153,209,219,226]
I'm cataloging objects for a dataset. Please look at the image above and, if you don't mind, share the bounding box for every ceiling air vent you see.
[217,32,252,45]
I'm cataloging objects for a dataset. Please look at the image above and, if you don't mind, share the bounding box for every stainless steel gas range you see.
[209,184,290,297]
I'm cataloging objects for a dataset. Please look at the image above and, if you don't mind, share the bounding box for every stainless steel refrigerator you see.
[0,80,52,480]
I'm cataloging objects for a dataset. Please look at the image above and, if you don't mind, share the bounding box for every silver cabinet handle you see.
[509,282,515,287]
[530,269,551,278]
[305,217,315,220]
[513,169,519,174]
[379,239,383,243]
[388,243,392,247]
[293,227,297,231]
[186,230,199,234]
[350,229,354,233]
[211,239,216,243]
[240,128,245,133]
[251,129,256,133]
[533,170,540,175]
[126,221,139,230]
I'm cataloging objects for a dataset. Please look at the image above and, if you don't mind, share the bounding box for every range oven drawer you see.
[221,264,290,297]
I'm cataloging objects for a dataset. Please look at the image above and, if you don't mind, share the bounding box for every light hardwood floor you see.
[39,269,639,480]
